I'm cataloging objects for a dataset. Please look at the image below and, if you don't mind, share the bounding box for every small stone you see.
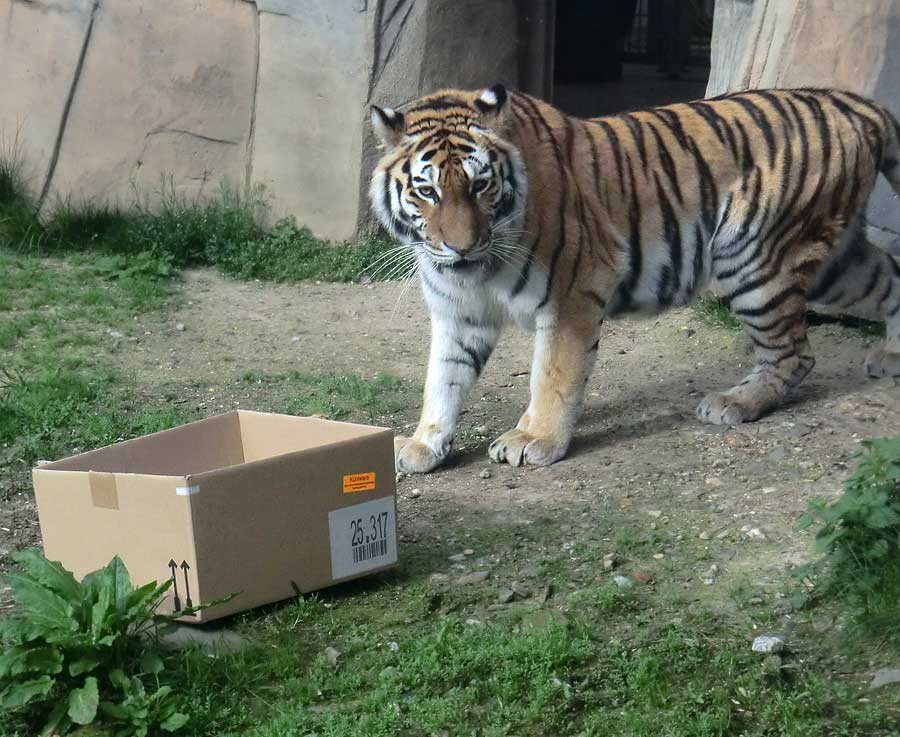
[647,510,663,518]
[324,646,342,665]
[870,668,900,689]
[291,335,301,343]
[745,527,767,540]
[448,553,467,563]
[683,328,697,338]
[715,529,731,540]
[497,587,516,604]
[175,322,185,332]
[698,531,710,540]
[410,488,422,499]
[456,570,491,585]
[387,641,399,652]
[751,635,784,653]
[464,618,483,627]
[107,329,124,339]
[704,477,723,487]
[396,472,405,483]
[652,553,665,560]
[761,486,777,494]
[479,469,492,479]
[602,552,619,571]
[463,548,475,556]
[429,573,450,584]
[511,582,531,599]
[536,584,554,604]
[613,575,634,589]
[633,570,652,584]
[474,425,488,435]
[487,603,508,612]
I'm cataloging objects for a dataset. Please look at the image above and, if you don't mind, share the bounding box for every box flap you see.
[40,411,244,476]
[236,410,388,463]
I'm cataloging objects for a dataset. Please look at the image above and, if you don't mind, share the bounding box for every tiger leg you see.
[698,268,816,425]
[489,297,604,467]
[396,314,500,473]
[806,227,900,377]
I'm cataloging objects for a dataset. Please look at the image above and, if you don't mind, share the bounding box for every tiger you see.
[368,84,900,473]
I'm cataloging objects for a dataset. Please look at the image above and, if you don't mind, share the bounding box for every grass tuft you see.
[692,295,742,331]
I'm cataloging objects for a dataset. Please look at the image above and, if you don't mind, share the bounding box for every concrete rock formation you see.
[708,0,900,236]
[1,0,539,241]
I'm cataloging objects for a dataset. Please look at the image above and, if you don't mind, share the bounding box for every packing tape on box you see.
[176,485,200,496]
[89,471,119,510]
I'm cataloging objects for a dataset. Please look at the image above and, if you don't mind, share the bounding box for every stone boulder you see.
[708,0,900,235]
[46,0,256,212]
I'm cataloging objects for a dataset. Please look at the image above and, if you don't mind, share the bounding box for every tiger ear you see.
[474,84,511,132]
[370,105,405,149]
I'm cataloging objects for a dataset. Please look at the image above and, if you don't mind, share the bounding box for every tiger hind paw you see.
[488,428,568,467]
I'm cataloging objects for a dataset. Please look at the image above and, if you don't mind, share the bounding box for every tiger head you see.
[369,85,527,272]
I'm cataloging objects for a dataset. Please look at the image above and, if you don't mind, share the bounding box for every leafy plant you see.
[0,550,189,736]
[796,438,900,635]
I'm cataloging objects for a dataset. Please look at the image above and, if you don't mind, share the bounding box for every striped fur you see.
[369,86,900,473]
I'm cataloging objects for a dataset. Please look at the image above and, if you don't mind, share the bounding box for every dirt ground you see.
[136,272,899,578]
[4,268,900,619]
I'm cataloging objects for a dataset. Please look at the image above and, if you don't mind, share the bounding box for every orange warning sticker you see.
[343,472,376,493]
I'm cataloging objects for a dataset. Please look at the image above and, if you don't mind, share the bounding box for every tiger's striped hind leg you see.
[806,226,900,378]
[698,260,819,425]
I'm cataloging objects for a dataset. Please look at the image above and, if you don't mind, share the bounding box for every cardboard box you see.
[32,410,398,623]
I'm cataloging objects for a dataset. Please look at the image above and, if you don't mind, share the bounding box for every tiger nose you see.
[440,238,477,256]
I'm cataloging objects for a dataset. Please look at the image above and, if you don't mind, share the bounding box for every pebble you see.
[698,531,711,540]
[429,573,450,584]
[742,526,767,540]
[704,477,723,487]
[474,425,488,435]
[652,553,665,560]
[463,548,475,556]
[870,668,900,690]
[448,553,467,563]
[324,646,342,665]
[455,570,491,585]
[410,488,421,499]
[511,582,531,599]
[464,618,483,627]
[107,329,124,339]
[479,469,492,479]
[387,641,399,652]
[602,552,619,571]
[291,335,301,343]
[497,587,516,604]
[175,322,185,332]
[613,575,634,589]
[633,570,652,584]
[647,510,662,518]
[702,563,719,585]
[751,635,784,653]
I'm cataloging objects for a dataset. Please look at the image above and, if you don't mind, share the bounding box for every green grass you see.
[692,296,742,331]
[0,154,393,284]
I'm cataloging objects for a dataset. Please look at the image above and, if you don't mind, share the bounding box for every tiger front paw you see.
[865,346,900,378]
[394,435,447,474]
[488,428,569,467]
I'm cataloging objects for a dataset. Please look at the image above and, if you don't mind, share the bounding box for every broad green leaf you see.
[108,668,130,691]
[38,699,69,737]
[160,711,189,732]
[0,675,54,709]
[69,654,102,677]
[90,581,112,644]
[106,556,134,612]
[67,676,99,725]
[150,685,172,702]
[140,652,164,676]
[127,579,171,620]
[2,574,77,640]
[99,699,131,720]
[11,549,82,602]
[0,645,62,677]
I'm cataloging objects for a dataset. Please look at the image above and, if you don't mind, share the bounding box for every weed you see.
[692,295,742,331]
[0,551,194,736]
[796,437,900,644]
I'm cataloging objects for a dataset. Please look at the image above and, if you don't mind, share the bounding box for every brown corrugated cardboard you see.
[32,410,398,623]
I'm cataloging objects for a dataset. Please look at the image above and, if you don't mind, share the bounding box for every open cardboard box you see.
[32,410,398,623]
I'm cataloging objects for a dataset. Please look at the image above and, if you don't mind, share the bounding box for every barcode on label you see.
[352,539,388,563]
[329,496,398,580]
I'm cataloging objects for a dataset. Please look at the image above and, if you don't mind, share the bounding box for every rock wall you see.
[0,0,527,241]
[708,0,900,235]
